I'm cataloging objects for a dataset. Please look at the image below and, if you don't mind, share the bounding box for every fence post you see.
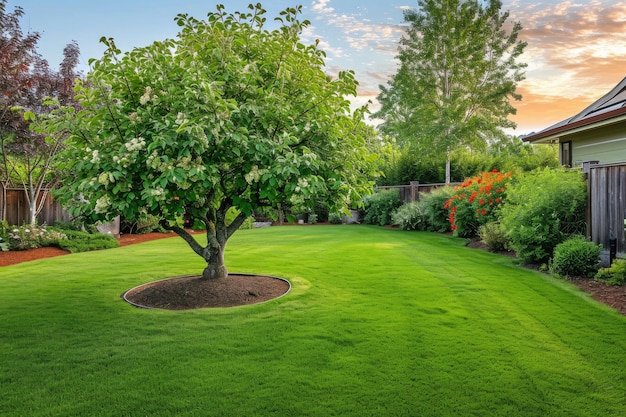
[410,181,419,202]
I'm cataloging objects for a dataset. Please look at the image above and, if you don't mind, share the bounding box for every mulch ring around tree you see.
[122,274,291,310]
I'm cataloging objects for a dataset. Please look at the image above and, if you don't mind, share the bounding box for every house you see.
[523,76,626,168]
[523,76,626,264]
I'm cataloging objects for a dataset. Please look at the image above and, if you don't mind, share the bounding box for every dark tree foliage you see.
[0,0,81,224]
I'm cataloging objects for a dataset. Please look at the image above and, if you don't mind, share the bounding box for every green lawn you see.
[1,225,624,416]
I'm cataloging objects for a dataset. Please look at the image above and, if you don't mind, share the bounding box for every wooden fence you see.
[0,184,71,226]
[376,181,460,203]
[588,163,626,259]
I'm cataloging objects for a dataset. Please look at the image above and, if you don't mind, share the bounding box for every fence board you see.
[376,182,460,203]
[0,184,70,226]
[589,163,626,256]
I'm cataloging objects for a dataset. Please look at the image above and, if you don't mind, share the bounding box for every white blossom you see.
[94,195,111,214]
[125,137,146,152]
[175,112,188,126]
[139,86,152,105]
[98,172,114,186]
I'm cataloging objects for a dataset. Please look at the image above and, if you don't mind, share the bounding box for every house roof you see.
[523,76,626,143]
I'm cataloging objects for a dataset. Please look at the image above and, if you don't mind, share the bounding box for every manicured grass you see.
[1,225,625,416]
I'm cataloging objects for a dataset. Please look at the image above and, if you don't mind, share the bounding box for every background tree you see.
[0,0,80,224]
[374,0,526,183]
[47,4,378,281]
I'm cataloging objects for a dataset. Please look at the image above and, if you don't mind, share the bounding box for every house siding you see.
[568,123,626,166]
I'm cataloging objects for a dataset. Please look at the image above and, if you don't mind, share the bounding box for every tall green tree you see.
[44,4,378,281]
[0,0,80,224]
[375,0,526,183]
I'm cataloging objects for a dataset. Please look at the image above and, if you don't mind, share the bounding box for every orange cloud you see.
[508,0,626,134]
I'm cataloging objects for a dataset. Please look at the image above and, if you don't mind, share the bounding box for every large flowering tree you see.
[45,4,378,280]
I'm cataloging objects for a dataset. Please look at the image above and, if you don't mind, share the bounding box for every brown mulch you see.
[123,274,290,310]
[467,238,626,316]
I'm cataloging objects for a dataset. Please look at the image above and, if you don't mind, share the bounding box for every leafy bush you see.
[329,212,343,224]
[392,202,428,231]
[54,219,100,234]
[501,168,587,264]
[0,220,8,251]
[57,230,119,253]
[478,222,510,252]
[595,258,626,286]
[122,214,165,234]
[419,186,455,232]
[444,170,512,238]
[313,200,330,223]
[362,189,403,226]
[6,225,66,250]
[549,236,601,278]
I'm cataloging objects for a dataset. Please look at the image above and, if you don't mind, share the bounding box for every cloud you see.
[514,1,626,98]
[312,0,334,14]
[502,0,626,133]
[309,1,404,55]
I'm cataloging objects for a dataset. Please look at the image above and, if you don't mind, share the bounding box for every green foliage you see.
[5,225,66,250]
[445,170,512,238]
[377,139,558,189]
[374,0,527,182]
[379,150,446,185]
[329,212,343,224]
[43,4,378,278]
[419,186,455,232]
[362,189,403,226]
[0,221,8,251]
[121,214,165,234]
[549,236,601,278]
[392,201,428,231]
[56,230,119,253]
[225,207,253,230]
[595,259,626,286]
[478,222,510,252]
[501,168,587,264]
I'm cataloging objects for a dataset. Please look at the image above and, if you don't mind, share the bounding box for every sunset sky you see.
[6,0,626,136]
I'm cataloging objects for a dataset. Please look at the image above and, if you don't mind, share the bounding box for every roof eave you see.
[523,108,626,143]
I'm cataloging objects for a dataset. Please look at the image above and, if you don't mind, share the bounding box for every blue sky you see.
[6,0,626,135]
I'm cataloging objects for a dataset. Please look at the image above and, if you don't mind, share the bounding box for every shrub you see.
[0,220,8,251]
[6,225,66,250]
[392,201,428,231]
[549,236,601,278]
[501,168,587,264]
[54,219,100,234]
[391,201,427,230]
[362,189,403,226]
[420,186,455,232]
[313,200,330,223]
[478,222,510,252]
[57,230,119,253]
[444,170,513,238]
[595,259,626,286]
[329,212,343,224]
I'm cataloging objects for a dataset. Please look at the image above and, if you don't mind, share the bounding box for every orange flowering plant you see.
[443,170,512,237]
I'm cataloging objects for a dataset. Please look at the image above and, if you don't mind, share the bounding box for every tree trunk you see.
[445,149,451,185]
[202,243,228,280]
